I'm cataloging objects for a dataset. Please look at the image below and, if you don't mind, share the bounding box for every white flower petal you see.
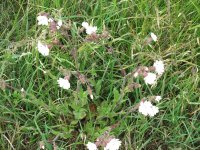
[144,73,157,85]
[37,41,49,56]
[57,20,62,26]
[21,88,25,92]
[90,94,94,100]
[37,15,49,26]
[82,22,89,28]
[134,72,139,78]
[155,96,162,102]
[153,60,165,75]
[150,32,157,42]
[139,101,159,117]
[85,26,97,35]
[57,78,70,90]
[48,18,54,22]
[82,22,97,35]
[86,142,98,150]
[104,138,122,150]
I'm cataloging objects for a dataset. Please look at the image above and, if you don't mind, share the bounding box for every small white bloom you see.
[82,22,89,28]
[86,142,98,150]
[21,88,24,92]
[82,22,97,35]
[153,60,165,75]
[56,19,62,29]
[139,101,159,117]
[148,105,159,117]
[134,72,139,78]
[37,15,49,26]
[48,18,54,22]
[86,26,97,35]
[37,41,49,56]
[90,94,94,100]
[104,138,122,150]
[144,73,157,85]
[150,32,157,42]
[57,78,70,90]
[155,96,162,102]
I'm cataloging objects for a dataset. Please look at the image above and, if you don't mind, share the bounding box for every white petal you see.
[133,72,139,78]
[82,22,89,28]
[57,20,62,26]
[48,18,54,22]
[104,138,122,150]
[86,142,98,150]
[21,88,25,92]
[153,60,164,75]
[57,78,70,89]
[138,101,159,117]
[144,73,157,85]
[86,26,97,35]
[90,94,94,100]
[37,15,49,26]
[37,41,49,56]
[155,96,162,102]
[150,32,157,42]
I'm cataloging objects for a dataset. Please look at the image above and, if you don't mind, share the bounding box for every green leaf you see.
[73,108,87,120]
[113,88,120,103]
[79,89,88,107]
[95,80,102,95]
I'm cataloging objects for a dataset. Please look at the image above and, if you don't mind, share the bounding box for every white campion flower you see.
[82,22,97,35]
[144,73,157,85]
[155,96,162,102]
[82,22,89,28]
[56,19,62,29]
[37,15,49,26]
[37,41,49,56]
[57,78,70,89]
[86,142,98,150]
[104,138,122,150]
[86,26,97,35]
[153,60,165,75]
[150,32,157,42]
[139,101,159,117]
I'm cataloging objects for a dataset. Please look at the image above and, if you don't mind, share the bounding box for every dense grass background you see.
[0,0,200,149]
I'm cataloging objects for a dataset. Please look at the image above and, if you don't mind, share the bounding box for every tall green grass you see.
[0,0,199,149]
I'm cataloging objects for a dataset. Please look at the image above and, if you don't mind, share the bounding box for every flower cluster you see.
[57,78,70,90]
[133,60,165,85]
[138,96,162,117]
[37,14,63,28]
[34,12,166,149]
[82,22,97,35]
[36,13,63,56]
[138,100,159,117]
